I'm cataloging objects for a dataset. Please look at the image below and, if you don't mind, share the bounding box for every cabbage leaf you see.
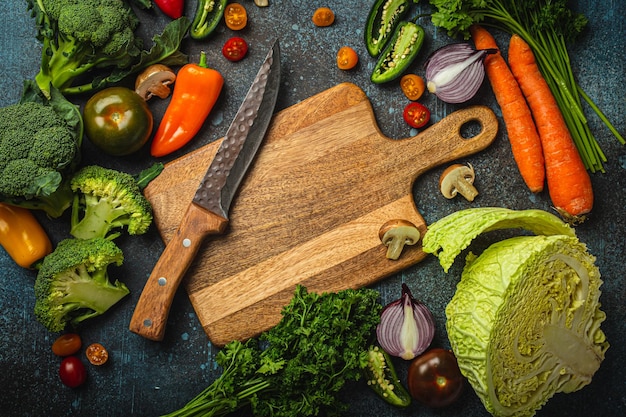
[422,208,575,272]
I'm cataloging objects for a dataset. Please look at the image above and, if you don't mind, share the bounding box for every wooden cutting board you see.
[143,82,498,346]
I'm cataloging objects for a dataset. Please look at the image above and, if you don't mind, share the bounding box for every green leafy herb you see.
[162,285,382,417]
[427,0,624,172]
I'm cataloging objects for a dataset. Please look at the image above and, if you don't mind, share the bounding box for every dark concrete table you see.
[1,1,624,416]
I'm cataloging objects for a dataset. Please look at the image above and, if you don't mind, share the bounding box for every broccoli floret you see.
[34,237,128,332]
[30,126,76,170]
[70,165,153,240]
[27,0,191,96]
[0,95,81,218]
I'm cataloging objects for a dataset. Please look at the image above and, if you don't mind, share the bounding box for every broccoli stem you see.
[70,194,125,240]
[35,35,96,96]
[58,264,129,316]
[13,179,74,218]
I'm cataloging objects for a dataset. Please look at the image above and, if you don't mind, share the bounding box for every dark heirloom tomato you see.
[407,348,464,407]
[83,87,154,156]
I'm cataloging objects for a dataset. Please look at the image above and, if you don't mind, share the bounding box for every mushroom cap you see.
[439,163,476,199]
[135,64,176,100]
[378,219,421,260]
[378,219,419,241]
[381,225,421,245]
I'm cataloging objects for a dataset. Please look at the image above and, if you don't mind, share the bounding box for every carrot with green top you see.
[508,34,593,223]
[470,25,544,193]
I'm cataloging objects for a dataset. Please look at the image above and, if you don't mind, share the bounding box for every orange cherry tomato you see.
[400,74,426,101]
[224,3,247,31]
[403,102,431,129]
[312,7,335,27]
[336,46,359,70]
[85,343,109,366]
[52,333,82,357]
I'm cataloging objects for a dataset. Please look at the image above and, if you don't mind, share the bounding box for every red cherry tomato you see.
[51,333,82,357]
[403,102,430,129]
[407,348,464,408]
[59,356,87,388]
[222,37,249,62]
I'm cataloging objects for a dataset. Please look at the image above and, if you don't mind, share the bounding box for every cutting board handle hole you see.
[459,120,484,140]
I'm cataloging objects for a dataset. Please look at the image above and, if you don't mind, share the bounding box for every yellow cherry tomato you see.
[312,7,335,27]
[400,74,426,101]
[224,3,248,31]
[85,343,109,366]
[336,46,359,70]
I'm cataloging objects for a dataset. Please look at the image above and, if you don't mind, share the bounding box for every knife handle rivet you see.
[182,238,192,248]
[143,319,152,328]
[158,277,167,286]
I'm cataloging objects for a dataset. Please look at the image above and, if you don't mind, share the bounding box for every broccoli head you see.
[27,0,190,96]
[34,237,129,332]
[70,165,153,240]
[0,88,82,218]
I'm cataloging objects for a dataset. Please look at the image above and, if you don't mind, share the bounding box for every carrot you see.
[470,25,545,193]
[508,34,593,223]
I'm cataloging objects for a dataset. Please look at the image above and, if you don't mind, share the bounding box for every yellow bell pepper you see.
[0,203,52,268]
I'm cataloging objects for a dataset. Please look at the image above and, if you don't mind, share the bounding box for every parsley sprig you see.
[163,285,382,417]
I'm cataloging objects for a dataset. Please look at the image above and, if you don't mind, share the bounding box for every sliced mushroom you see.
[254,0,269,6]
[135,64,176,101]
[439,163,478,202]
[378,219,421,260]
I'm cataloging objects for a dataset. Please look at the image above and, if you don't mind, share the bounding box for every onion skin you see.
[425,43,496,103]
[377,284,435,360]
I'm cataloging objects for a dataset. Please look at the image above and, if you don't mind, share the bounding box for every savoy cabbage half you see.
[423,208,608,417]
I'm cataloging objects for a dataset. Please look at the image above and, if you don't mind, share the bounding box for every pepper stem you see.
[199,51,208,68]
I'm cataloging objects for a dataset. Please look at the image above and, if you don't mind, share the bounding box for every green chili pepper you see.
[370,20,425,84]
[363,346,412,408]
[190,0,228,40]
[364,0,412,57]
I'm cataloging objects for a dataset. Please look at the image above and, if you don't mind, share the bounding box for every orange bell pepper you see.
[0,203,52,269]
[150,52,224,157]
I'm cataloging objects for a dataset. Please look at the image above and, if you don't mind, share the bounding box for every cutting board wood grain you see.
[143,82,498,346]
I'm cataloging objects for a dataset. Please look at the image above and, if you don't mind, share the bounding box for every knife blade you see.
[129,40,281,341]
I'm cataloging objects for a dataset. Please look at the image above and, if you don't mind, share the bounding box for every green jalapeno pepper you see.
[365,0,412,57]
[370,20,425,84]
[363,346,412,408]
[190,0,228,40]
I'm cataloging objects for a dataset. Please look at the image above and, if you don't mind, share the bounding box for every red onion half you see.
[425,43,496,104]
[376,284,435,360]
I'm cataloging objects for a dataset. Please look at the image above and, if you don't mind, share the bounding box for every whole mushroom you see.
[439,163,478,202]
[378,219,421,260]
[135,64,176,101]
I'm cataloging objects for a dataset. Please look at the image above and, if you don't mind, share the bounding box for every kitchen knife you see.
[129,40,281,341]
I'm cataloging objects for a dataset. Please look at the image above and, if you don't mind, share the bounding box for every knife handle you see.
[129,203,228,341]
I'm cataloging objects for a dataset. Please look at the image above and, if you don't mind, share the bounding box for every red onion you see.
[424,43,496,104]
[376,284,435,360]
